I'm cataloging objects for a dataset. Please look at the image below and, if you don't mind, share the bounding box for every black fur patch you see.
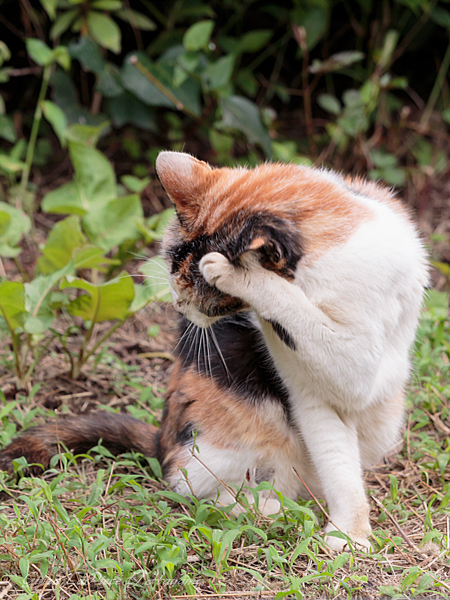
[177,314,292,421]
[167,212,302,277]
[267,319,297,351]
[176,422,195,445]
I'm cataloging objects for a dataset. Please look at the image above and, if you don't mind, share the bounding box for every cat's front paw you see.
[324,523,372,553]
[200,252,238,294]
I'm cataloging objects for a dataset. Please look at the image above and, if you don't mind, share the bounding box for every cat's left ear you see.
[243,235,284,264]
[155,151,212,215]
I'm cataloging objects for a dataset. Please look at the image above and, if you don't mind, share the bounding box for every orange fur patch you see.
[160,159,375,257]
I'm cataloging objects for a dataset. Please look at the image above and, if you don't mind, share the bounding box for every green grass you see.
[0,291,449,600]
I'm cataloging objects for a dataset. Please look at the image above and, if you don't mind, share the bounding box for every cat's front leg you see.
[292,401,372,552]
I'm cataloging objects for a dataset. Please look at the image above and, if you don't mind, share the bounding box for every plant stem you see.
[128,56,197,117]
[293,26,317,158]
[20,64,52,192]
[82,320,122,364]
[72,320,122,378]
[421,40,450,128]
[23,333,57,388]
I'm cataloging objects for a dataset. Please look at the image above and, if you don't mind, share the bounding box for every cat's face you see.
[156,152,304,326]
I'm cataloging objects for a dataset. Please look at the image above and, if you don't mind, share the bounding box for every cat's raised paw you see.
[200,252,234,289]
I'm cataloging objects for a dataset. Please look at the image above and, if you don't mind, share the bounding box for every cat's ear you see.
[155,151,212,214]
[247,236,283,263]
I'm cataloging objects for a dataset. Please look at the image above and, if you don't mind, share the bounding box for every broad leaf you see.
[82,194,143,251]
[0,115,17,143]
[42,100,68,147]
[183,20,214,52]
[317,94,341,115]
[73,246,117,271]
[0,153,25,174]
[61,273,135,323]
[115,9,156,31]
[219,96,272,157]
[0,202,31,257]
[37,216,87,274]
[237,30,272,53]
[0,281,26,333]
[92,0,122,9]
[26,39,53,66]
[69,37,105,75]
[24,261,75,333]
[39,0,58,19]
[105,92,156,130]
[121,175,150,193]
[202,54,235,90]
[50,10,78,40]
[309,51,365,74]
[121,52,201,117]
[42,141,116,216]
[87,12,121,54]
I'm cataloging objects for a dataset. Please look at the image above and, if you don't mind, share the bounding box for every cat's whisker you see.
[175,320,195,356]
[126,251,150,260]
[205,328,213,378]
[210,326,232,383]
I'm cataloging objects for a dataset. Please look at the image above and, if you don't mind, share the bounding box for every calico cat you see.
[0,151,428,551]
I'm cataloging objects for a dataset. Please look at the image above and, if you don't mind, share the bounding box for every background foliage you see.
[0,1,450,598]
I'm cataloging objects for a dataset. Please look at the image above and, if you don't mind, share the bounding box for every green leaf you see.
[121,52,201,117]
[68,37,105,75]
[52,46,71,70]
[309,51,365,74]
[24,261,75,333]
[105,92,156,130]
[37,216,87,274]
[115,9,156,31]
[219,95,272,157]
[42,141,116,216]
[0,41,11,66]
[183,20,214,52]
[0,153,25,174]
[39,0,58,19]
[82,194,143,251]
[91,0,122,8]
[236,30,272,53]
[0,281,26,332]
[42,100,68,147]
[97,64,123,97]
[293,8,328,50]
[377,30,399,70]
[202,54,235,90]
[121,175,150,193]
[26,38,53,66]
[87,12,121,54]
[72,246,117,271]
[0,202,31,257]
[317,94,341,115]
[61,272,135,323]
[0,115,17,143]
[50,10,78,39]
[430,6,450,31]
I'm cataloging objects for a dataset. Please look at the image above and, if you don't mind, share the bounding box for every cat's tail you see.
[0,412,158,475]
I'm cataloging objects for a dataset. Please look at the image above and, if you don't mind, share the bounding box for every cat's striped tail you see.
[0,412,158,475]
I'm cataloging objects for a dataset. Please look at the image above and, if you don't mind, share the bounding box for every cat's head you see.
[156,151,304,326]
